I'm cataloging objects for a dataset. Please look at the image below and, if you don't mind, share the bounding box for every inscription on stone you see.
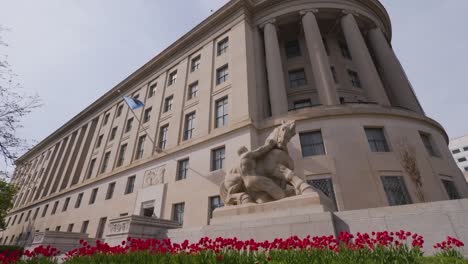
[32,233,45,244]
[109,221,130,234]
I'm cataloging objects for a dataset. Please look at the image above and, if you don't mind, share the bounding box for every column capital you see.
[259,19,277,29]
[299,9,319,17]
[341,9,359,17]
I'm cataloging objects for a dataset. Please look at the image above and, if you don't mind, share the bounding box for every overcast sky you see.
[1,0,467,171]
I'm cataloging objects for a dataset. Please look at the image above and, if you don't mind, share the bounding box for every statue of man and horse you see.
[220,120,320,205]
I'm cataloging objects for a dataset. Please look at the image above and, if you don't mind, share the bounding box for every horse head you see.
[267,120,296,150]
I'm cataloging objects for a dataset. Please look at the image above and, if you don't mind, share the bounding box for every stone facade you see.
[1,0,467,247]
[449,135,468,182]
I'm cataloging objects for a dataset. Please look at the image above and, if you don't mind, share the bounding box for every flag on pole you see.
[123,96,145,110]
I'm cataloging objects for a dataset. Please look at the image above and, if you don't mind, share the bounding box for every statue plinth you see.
[211,193,335,225]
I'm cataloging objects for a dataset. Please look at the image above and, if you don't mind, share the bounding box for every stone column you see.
[301,10,339,106]
[341,12,390,106]
[368,27,424,114]
[261,20,289,116]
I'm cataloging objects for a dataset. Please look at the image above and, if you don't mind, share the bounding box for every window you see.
[41,204,49,217]
[80,220,89,234]
[300,131,326,157]
[62,197,70,212]
[89,188,98,204]
[293,99,312,110]
[51,201,59,215]
[177,159,189,181]
[96,217,107,239]
[75,193,83,208]
[142,202,154,217]
[211,147,225,171]
[420,132,439,157]
[465,167,468,172]
[183,112,196,140]
[133,93,140,100]
[103,113,110,125]
[191,56,201,72]
[11,215,17,226]
[143,107,152,123]
[365,128,390,152]
[117,144,127,167]
[285,39,301,58]
[339,41,352,59]
[125,176,136,194]
[452,149,461,154]
[33,208,39,220]
[86,159,96,179]
[441,179,460,200]
[148,84,157,98]
[55,226,61,232]
[217,37,229,56]
[125,118,134,133]
[100,152,111,173]
[67,224,74,233]
[106,182,116,200]
[116,104,124,117]
[464,146,468,151]
[96,135,103,148]
[216,64,229,85]
[458,157,467,162]
[158,125,169,150]
[215,97,228,128]
[347,70,362,88]
[164,96,173,112]
[25,210,31,222]
[288,69,307,88]
[209,196,224,218]
[168,71,177,86]
[307,178,337,209]
[172,203,185,224]
[381,176,412,206]
[331,66,338,83]
[188,82,198,100]
[18,213,24,224]
[136,135,146,160]
[110,127,118,141]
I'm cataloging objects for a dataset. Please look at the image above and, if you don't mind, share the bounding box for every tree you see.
[0,180,17,229]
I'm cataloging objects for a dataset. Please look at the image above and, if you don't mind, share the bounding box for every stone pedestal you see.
[105,215,181,246]
[27,231,95,254]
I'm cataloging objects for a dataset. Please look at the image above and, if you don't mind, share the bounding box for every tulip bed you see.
[1,230,466,264]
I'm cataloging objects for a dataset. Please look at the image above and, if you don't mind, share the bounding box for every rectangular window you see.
[340,41,352,59]
[62,197,70,212]
[33,208,39,220]
[96,135,103,148]
[172,203,185,224]
[441,179,460,200]
[217,37,229,56]
[365,128,390,152]
[190,56,201,72]
[117,144,127,167]
[168,71,177,86]
[96,217,107,239]
[110,127,118,141]
[381,176,412,206]
[100,152,111,173]
[464,167,468,172]
[288,69,307,88]
[163,96,173,112]
[116,104,124,117]
[285,39,301,58]
[183,112,196,140]
[347,70,362,88]
[209,196,224,218]
[51,201,59,215]
[307,178,337,209]
[89,188,98,204]
[55,226,61,232]
[215,97,228,128]
[75,193,83,208]
[143,107,152,123]
[125,176,136,194]
[103,113,110,126]
[464,146,468,151]
[87,159,96,179]
[188,82,198,100]
[125,118,133,133]
[176,159,189,181]
[331,66,338,83]
[451,149,460,154]
[293,99,312,110]
[25,210,31,222]
[158,125,169,150]
[18,213,24,224]
[41,204,49,217]
[420,132,439,157]
[136,135,146,160]
[216,64,229,85]
[11,215,17,226]
[458,157,467,162]
[106,182,116,200]
[80,220,89,234]
[211,147,225,171]
[300,131,326,157]
[67,223,74,233]
[148,84,157,98]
